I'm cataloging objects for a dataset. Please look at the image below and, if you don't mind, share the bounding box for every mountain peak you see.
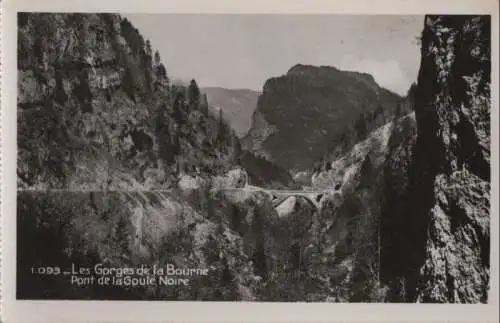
[287,64,340,74]
[243,64,402,170]
[287,64,376,83]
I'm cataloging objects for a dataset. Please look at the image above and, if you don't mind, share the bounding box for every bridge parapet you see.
[220,186,332,210]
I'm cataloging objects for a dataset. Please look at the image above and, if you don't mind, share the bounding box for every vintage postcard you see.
[1,0,499,322]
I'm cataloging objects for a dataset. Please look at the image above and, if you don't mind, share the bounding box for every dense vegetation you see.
[17,13,240,189]
[243,64,402,170]
[240,151,299,189]
[312,84,416,174]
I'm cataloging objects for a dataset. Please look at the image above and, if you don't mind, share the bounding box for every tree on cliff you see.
[200,93,209,116]
[216,109,226,146]
[231,131,242,165]
[188,79,201,107]
[153,50,169,85]
[354,113,368,140]
[173,92,186,124]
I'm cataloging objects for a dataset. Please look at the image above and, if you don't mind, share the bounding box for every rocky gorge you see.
[17,13,492,303]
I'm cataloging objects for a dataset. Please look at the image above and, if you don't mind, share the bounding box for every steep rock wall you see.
[17,13,238,190]
[381,15,491,303]
[242,64,402,171]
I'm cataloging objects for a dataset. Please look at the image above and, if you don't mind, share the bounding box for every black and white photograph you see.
[10,9,495,306]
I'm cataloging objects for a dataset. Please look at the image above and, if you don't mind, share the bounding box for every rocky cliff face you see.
[18,183,324,300]
[380,15,491,303]
[242,64,402,171]
[17,13,238,190]
[18,190,264,300]
[413,15,491,303]
[305,113,418,302]
[15,12,310,301]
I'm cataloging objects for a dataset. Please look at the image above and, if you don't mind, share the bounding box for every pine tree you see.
[395,103,402,116]
[354,113,368,140]
[173,92,185,124]
[154,50,161,67]
[188,79,200,107]
[122,67,136,101]
[359,155,374,188]
[218,109,224,126]
[231,132,242,165]
[201,93,209,116]
[221,257,233,284]
[172,133,181,156]
[407,82,417,111]
[145,39,152,58]
[159,64,169,83]
[153,50,169,84]
[220,256,240,300]
[216,109,226,146]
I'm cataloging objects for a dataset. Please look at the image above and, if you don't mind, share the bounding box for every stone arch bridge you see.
[222,185,327,210]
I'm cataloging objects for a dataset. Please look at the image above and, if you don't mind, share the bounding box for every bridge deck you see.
[222,188,326,194]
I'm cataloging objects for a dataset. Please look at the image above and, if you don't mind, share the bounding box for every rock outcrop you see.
[242,64,402,170]
[17,13,239,190]
[17,191,263,300]
[412,15,491,303]
[16,13,266,301]
[211,167,248,191]
[312,113,415,191]
[380,15,491,303]
[304,113,417,302]
[18,183,322,301]
[240,151,298,189]
[293,171,311,187]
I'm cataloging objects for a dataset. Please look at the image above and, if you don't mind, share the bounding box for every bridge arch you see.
[273,193,323,211]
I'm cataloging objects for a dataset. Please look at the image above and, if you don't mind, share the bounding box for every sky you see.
[125,14,425,95]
